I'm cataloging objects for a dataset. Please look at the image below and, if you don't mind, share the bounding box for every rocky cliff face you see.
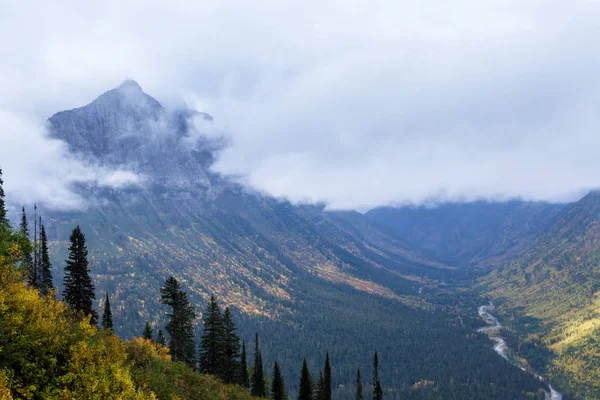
[48,80,219,190]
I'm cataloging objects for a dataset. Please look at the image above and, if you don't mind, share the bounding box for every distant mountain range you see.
[366,201,565,267]
[33,80,596,399]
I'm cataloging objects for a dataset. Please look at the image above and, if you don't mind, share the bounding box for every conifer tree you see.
[63,226,97,325]
[271,361,286,400]
[156,329,166,346]
[239,341,250,388]
[102,293,113,331]
[143,321,154,340]
[323,353,332,400]
[316,371,326,400]
[0,168,7,225]
[223,307,241,384]
[38,224,53,295]
[160,276,196,367]
[372,352,383,400]
[199,296,226,377]
[251,333,266,397]
[355,369,363,400]
[298,359,314,400]
[19,207,34,287]
[33,206,38,288]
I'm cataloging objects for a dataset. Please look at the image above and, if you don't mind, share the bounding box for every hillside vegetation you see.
[481,192,600,399]
[0,226,261,400]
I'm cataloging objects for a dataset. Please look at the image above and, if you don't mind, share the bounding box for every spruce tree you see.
[355,369,363,400]
[239,341,250,388]
[316,371,326,400]
[372,352,383,400]
[39,224,53,295]
[198,296,226,378]
[156,329,166,346]
[250,333,266,397]
[323,353,332,400]
[143,321,154,340]
[0,168,7,224]
[63,226,97,325]
[271,361,286,400]
[160,276,196,367]
[298,359,314,400]
[223,307,241,384]
[102,293,113,331]
[33,206,38,288]
[19,207,34,287]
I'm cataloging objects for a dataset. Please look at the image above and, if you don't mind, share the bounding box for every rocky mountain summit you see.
[48,80,219,190]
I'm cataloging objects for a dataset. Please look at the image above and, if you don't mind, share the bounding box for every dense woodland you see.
[0,168,551,399]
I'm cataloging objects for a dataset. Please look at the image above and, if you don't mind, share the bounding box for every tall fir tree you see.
[316,371,326,400]
[198,296,226,378]
[39,224,53,295]
[372,352,383,400]
[323,353,332,400]
[102,293,113,331]
[33,205,38,288]
[298,359,314,400]
[156,329,166,346]
[160,276,196,367]
[19,207,34,287]
[143,321,154,340]
[239,341,250,388]
[222,307,241,384]
[250,333,266,397]
[271,361,286,400]
[0,168,7,224]
[355,369,363,400]
[63,226,97,325]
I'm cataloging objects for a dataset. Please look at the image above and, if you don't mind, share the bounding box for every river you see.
[477,302,563,400]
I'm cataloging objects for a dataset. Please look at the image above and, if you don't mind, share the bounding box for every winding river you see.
[477,302,563,400]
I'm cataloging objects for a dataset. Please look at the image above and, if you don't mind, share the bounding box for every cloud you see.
[0,109,143,210]
[1,0,600,209]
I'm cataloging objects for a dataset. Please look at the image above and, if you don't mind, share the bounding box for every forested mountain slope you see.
[481,191,600,399]
[366,201,564,267]
[34,81,549,399]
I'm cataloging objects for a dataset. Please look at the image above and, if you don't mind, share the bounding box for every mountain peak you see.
[118,79,142,91]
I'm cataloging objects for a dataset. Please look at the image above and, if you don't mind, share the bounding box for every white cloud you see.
[0,109,143,210]
[1,0,599,209]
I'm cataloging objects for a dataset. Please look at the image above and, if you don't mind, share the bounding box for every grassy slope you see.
[481,192,600,399]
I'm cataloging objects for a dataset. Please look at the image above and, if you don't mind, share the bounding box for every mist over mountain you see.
[23,81,554,399]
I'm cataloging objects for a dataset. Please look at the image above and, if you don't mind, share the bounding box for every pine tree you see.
[222,307,241,384]
[355,369,363,400]
[143,321,154,340]
[316,371,326,400]
[323,353,332,400]
[198,296,226,378]
[372,352,383,400]
[156,329,166,346]
[0,168,7,225]
[298,359,314,400]
[271,361,286,400]
[251,333,266,397]
[19,207,34,287]
[63,226,97,325]
[239,341,250,388]
[33,205,38,288]
[38,224,53,295]
[102,293,113,331]
[160,276,196,367]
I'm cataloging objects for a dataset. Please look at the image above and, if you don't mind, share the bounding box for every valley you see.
[3,80,598,399]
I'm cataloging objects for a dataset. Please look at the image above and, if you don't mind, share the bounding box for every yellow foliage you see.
[0,371,13,400]
[0,250,260,400]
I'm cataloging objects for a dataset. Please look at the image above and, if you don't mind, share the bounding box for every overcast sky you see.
[1,0,600,210]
